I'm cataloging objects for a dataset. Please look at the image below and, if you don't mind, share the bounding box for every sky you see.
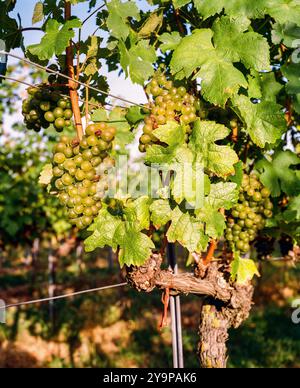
[7,0,148,105]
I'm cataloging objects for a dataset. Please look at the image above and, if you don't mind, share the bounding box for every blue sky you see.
[8,0,147,104]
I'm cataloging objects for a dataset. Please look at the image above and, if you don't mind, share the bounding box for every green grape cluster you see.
[22,82,73,133]
[51,122,116,229]
[139,72,199,152]
[225,174,273,254]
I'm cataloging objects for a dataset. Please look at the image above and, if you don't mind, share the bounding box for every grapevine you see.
[2,0,300,370]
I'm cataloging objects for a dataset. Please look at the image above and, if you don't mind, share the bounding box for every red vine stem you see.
[65,1,84,141]
[202,239,217,266]
[202,209,225,266]
[159,287,170,330]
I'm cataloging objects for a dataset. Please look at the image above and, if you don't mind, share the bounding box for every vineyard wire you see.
[0,74,129,112]
[0,282,128,310]
[1,51,146,108]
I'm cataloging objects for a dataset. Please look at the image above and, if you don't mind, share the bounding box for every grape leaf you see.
[125,106,146,125]
[84,208,123,252]
[212,16,270,71]
[232,95,286,147]
[266,0,300,26]
[282,63,300,95]
[127,196,152,230]
[138,11,163,37]
[150,199,172,228]
[159,32,182,53]
[152,121,185,146]
[115,223,155,267]
[229,161,244,187]
[32,1,44,24]
[190,120,239,177]
[170,29,215,79]
[119,40,156,84]
[28,18,82,60]
[196,206,226,239]
[205,182,239,210]
[231,253,260,285]
[194,0,268,20]
[172,156,206,208]
[167,207,209,253]
[256,151,300,197]
[272,22,300,46]
[197,57,247,106]
[172,0,190,8]
[106,0,140,40]
[170,28,247,105]
[248,71,283,101]
[283,195,300,221]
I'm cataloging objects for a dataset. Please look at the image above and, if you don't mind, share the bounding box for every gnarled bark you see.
[125,253,254,368]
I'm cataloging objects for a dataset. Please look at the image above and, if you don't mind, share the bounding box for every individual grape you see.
[62,173,73,186]
[54,153,66,164]
[75,169,86,181]
[81,161,93,172]
[54,118,65,130]
[87,135,99,147]
[82,149,93,161]
[53,107,64,118]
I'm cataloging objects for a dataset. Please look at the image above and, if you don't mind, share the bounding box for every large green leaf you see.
[170,28,248,106]
[28,18,81,60]
[107,0,140,40]
[170,29,215,79]
[159,32,182,53]
[190,120,239,177]
[212,16,270,71]
[167,207,209,253]
[232,95,286,147]
[119,40,156,84]
[194,0,268,20]
[256,151,300,197]
[266,0,300,26]
[196,206,226,239]
[205,182,239,210]
[150,199,172,228]
[84,208,123,252]
[115,223,155,267]
[272,22,300,46]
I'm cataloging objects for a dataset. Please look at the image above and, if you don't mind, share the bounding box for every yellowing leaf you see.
[231,253,260,285]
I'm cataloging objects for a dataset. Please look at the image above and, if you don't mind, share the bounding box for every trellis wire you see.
[0,51,145,108]
[0,282,127,310]
[0,74,127,112]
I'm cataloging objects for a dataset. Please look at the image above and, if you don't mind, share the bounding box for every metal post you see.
[167,243,184,368]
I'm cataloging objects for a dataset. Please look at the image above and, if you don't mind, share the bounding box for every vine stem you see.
[65,1,84,141]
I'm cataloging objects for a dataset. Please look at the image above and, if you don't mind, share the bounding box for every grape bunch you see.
[22,83,73,133]
[225,174,273,254]
[51,122,116,229]
[139,72,199,152]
